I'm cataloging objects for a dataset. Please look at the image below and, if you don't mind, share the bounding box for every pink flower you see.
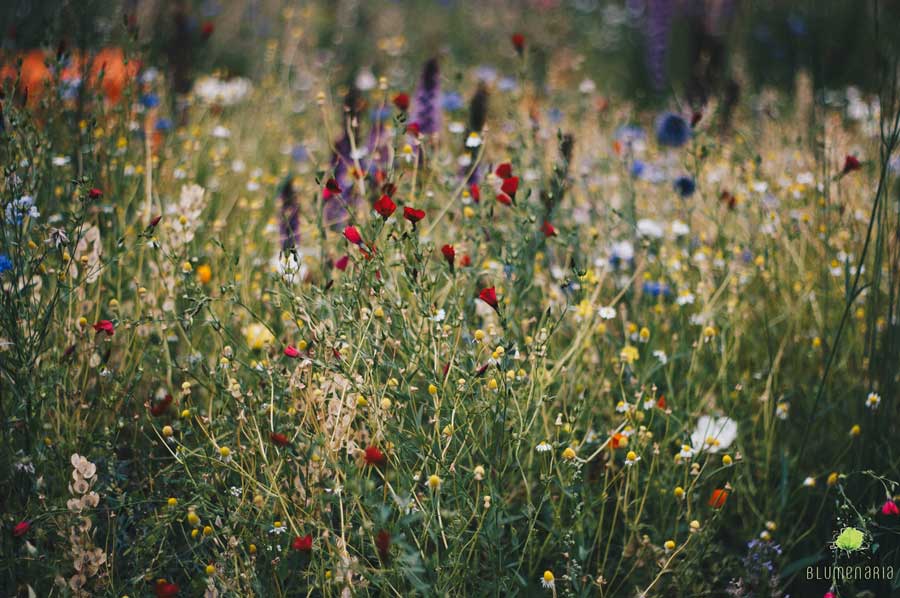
[12,520,30,537]
[881,500,899,516]
[335,255,350,271]
[284,345,301,358]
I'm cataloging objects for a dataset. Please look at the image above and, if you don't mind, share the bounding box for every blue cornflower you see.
[655,112,691,148]
[141,93,160,109]
[291,145,308,163]
[630,160,646,179]
[155,118,173,132]
[0,254,12,273]
[674,176,696,197]
[441,91,463,112]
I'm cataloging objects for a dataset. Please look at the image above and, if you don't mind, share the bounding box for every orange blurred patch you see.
[90,48,140,105]
[19,50,51,106]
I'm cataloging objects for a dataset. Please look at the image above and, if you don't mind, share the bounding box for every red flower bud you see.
[495,163,513,179]
[343,226,363,245]
[88,187,103,199]
[403,206,425,223]
[284,345,301,358]
[93,320,115,336]
[406,122,420,136]
[441,244,455,267]
[270,432,290,447]
[511,33,525,54]
[373,195,397,219]
[392,93,410,112]
[12,520,30,537]
[364,445,386,466]
[335,255,350,271]
[149,215,162,228]
[478,286,499,310]
[155,581,180,598]
[291,534,313,551]
[469,183,481,203]
[709,488,729,509]
[460,254,472,267]
[842,155,861,174]
[882,500,900,516]
[541,221,556,237]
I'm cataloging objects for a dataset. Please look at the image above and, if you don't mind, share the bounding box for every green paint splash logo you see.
[834,527,865,552]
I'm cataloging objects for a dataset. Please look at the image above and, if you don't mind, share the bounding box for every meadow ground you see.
[1,3,900,597]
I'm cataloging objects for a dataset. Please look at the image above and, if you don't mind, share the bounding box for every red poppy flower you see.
[291,534,313,551]
[150,394,174,417]
[441,244,455,267]
[375,529,391,561]
[709,488,729,509]
[364,445,386,466]
[501,176,519,197]
[335,255,350,271]
[882,500,900,516]
[460,254,472,267]
[496,192,512,206]
[511,33,525,54]
[656,395,666,409]
[12,520,30,537]
[403,207,425,223]
[406,122,420,136]
[88,187,103,199]
[284,345,301,358]
[392,93,410,112]
[842,155,861,174]
[155,580,180,598]
[495,163,513,179]
[373,195,396,219]
[93,320,115,336]
[469,183,481,203]
[270,432,290,447]
[478,286,499,310]
[343,226,363,245]
[541,221,556,237]
[325,178,342,194]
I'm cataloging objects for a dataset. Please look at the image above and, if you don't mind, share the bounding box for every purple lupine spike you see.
[365,107,392,173]
[411,58,442,135]
[326,134,354,227]
[279,177,300,250]
[645,0,675,91]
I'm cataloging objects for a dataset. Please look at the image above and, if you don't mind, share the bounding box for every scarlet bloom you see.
[343,226,363,245]
[373,195,397,219]
[270,432,290,447]
[325,177,342,194]
[403,206,425,223]
[292,534,313,551]
[495,163,513,179]
[12,520,30,537]
[150,394,173,417]
[441,244,455,267]
[460,254,472,267]
[375,529,391,561]
[364,445,386,466]
[284,345,301,358]
[842,155,861,174]
[501,176,519,197]
[882,500,900,516]
[478,286,499,310]
[541,221,556,237]
[392,93,410,112]
[335,255,350,271]
[496,192,512,206]
[93,320,115,336]
[88,187,103,199]
[469,183,481,203]
[511,32,525,54]
[709,488,729,509]
[656,395,667,409]
[406,122,420,136]
[155,580,180,598]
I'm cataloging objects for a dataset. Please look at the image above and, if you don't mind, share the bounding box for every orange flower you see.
[709,488,729,509]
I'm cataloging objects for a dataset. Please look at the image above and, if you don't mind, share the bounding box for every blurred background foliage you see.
[2,0,900,105]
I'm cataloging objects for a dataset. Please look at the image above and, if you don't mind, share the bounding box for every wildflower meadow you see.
[1,1,899,596]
